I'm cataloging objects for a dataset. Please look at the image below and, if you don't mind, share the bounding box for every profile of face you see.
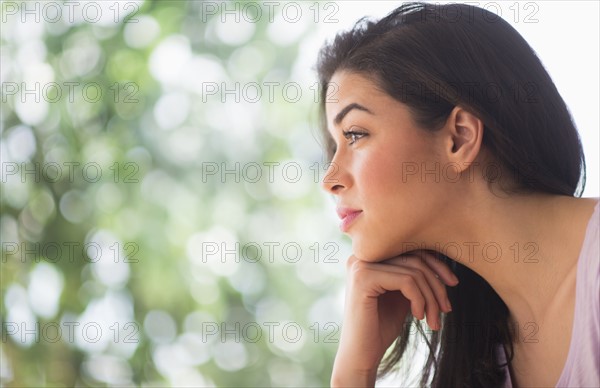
[322,71,483,262]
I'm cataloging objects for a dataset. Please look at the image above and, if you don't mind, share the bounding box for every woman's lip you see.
[339,210,363,232]
[336,207,362,219]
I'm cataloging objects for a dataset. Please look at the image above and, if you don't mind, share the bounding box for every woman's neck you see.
[417,192,597,328]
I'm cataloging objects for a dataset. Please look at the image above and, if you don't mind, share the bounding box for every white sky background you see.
[308,0,599,198]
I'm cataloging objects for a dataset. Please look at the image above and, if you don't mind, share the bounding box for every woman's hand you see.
[330,250,459,387]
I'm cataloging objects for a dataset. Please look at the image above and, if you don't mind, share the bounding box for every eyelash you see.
[342,129,367,145]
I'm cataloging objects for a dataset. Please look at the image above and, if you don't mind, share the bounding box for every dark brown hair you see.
[316,2,586,386]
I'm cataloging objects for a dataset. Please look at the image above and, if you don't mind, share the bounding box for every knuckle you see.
[351,259,369,272]
[401,274,418,291]
[348,260,370,283]
[345,260,352,271]
[405,267,426,284]
[414,269,427,283]
[402,255,431,272]
[345,255,357,270]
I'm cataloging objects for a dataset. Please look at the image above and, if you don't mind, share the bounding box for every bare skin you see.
[331,252,458,386]
[323,71,598,387]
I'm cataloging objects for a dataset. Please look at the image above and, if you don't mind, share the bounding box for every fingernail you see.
[445,299,452,311]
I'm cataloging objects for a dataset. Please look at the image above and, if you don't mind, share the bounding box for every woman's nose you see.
[321,161,348,194]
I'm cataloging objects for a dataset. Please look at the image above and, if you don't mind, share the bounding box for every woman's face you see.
[323,71,452,262]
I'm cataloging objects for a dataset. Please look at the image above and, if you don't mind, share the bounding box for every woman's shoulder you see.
[577,197,599,269]
[560,196,599,270]
[554,196,599,387]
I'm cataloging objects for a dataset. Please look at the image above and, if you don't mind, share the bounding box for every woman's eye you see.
[343,130,367,145]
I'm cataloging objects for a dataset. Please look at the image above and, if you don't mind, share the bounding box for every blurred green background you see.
[1,1,354,386]
[1,1,598,387]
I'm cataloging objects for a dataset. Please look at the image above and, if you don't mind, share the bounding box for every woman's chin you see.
[351,240,397,263]
[351,232,422,262]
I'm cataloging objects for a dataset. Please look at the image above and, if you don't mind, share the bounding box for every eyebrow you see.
[334,103,374,125]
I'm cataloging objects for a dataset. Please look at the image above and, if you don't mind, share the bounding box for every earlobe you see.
[446,106,484,165]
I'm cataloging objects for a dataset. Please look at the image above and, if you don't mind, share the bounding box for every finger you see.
[346,254,359,271]
[386,251,459,287]
[420,251,459,286]
[349,261,427,321]
[352,261,442,330]
[383,254,453,313]
[372,261,442,329]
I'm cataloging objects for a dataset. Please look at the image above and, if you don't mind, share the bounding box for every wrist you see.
[331,363,377,387]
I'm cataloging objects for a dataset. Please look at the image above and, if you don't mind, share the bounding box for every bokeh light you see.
[1,1,597,387]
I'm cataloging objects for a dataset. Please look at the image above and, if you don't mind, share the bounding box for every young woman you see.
[316,2,599,387]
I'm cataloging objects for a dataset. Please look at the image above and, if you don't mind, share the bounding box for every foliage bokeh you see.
[1,1,350,386]
[2,1,598,386]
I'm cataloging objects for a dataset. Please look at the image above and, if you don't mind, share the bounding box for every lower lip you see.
[340,211,362,232]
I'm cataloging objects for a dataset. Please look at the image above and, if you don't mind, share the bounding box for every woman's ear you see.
[443,106,484,166]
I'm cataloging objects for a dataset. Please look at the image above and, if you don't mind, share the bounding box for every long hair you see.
[316,3,586,386]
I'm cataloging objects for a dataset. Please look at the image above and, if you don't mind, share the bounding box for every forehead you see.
[325,71,390,128]
[326,71,382,109]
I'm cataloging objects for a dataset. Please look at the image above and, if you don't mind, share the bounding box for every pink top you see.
[500,199,600,387]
